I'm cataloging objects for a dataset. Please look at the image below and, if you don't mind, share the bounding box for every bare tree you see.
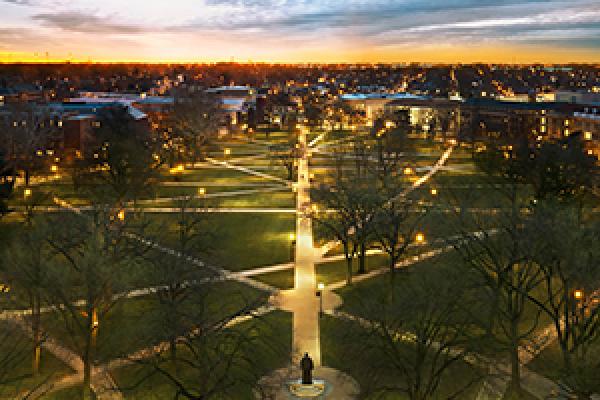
[268,135,299,181]
[0,104,58,186]
[331,268,481,400]
[449,149,544,397]
[311,166,379,282]
[0,150,14,218]
[155,90,221,167]
[71,107,161,206]
[44,211,140,399]
[143,196,217,362]
[1,219,53,376]
[524,202,600,400]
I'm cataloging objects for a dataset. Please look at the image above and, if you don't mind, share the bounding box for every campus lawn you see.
[40,281,266,363]
[110,310,292,400]
[320,316,484,400]
[142,213,296,271]
[335,249,555,359]
[254,268,295,290]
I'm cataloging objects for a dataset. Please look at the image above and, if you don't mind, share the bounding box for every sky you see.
[0,0,599,63]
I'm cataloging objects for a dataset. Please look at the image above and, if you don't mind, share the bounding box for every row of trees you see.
[314,127,600,399]
[310,126,425,285]
[0,91,277,399]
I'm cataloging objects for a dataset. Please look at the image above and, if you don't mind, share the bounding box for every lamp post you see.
[289,233,296,260]
[316,282,325,315]
[415,232,425,244]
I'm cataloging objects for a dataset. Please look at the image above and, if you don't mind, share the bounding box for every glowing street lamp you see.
[403,167,414,176]
[574,289,584,300]
[224,148,231,156]
[117,209,126,222]
[316,282,325,315]
[198,187,206,196]
[430,188,438,196]
[24,188,32,198]
[415,232,425,244]
[50,164,58,173]
[170,164,185,174]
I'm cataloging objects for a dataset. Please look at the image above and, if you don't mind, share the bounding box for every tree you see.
[1,219,53,376]
[143,196,217,363]
[44,211,139,399]
[526,133,597,205]
[311,162,379,281]
[311,180,358,285]
[524,202,600,400]
[72,107,160,206]
[0,104,57,186]
[332,268,481,400]
[268,135,299,181]
[0,319,38,398]
[0,150,14,218]
[133,285,275,399]
[155,90,221,167]
[372,194,426,288]
[450,150,544,397]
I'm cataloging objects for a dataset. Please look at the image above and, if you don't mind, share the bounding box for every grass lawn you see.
[254,268,295,290]
[111,310,292,400]
[41,281,266,363]
[144,213,295,271]
[321,315,484,399]
[335,249,555,359]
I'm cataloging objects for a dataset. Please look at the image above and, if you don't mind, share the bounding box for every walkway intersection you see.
[10,131,573,400]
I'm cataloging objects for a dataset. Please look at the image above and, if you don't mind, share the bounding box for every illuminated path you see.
[267,128,342,368]
[271,127,326,365]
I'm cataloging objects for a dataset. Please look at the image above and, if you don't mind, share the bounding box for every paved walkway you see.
[205,157,293,187]
[13,318,123,400]
[286,127,322,364]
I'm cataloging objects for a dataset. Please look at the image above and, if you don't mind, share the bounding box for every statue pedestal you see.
[256,367,359,399]
[287,379,328,398]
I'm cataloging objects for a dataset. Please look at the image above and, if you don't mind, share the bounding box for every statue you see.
[300,353,314,385]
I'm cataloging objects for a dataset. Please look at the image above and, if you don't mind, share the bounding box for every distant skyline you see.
[1,0,600,64]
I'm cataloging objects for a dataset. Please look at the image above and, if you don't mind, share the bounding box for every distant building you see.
[555,91,600,105]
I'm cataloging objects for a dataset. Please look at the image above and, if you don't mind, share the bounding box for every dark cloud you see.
[32,11,145,34]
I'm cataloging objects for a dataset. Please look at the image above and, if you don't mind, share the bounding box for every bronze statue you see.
[300,353,314,385]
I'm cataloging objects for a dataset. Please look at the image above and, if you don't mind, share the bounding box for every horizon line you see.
[1,60,600,67]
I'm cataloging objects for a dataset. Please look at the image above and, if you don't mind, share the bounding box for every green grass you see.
[41,281,265,363]
[321,316,483,399]
[144,213,295,271]
[316,254,389,285]
[254,268,295,290]
[111,310,293,400]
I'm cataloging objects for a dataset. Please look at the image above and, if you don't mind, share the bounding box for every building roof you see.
[341,93,427,101]
[206,85,253,93]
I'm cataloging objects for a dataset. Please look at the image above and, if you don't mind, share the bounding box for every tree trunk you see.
[344,243,353,285]
[82,342,93,400]
[170,336,177,362]
[358,243,366,274]
[388,257,396,305]
[32,293,41,376]
[508,323,522,398]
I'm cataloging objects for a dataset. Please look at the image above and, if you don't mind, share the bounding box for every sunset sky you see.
[1,0,599,63]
